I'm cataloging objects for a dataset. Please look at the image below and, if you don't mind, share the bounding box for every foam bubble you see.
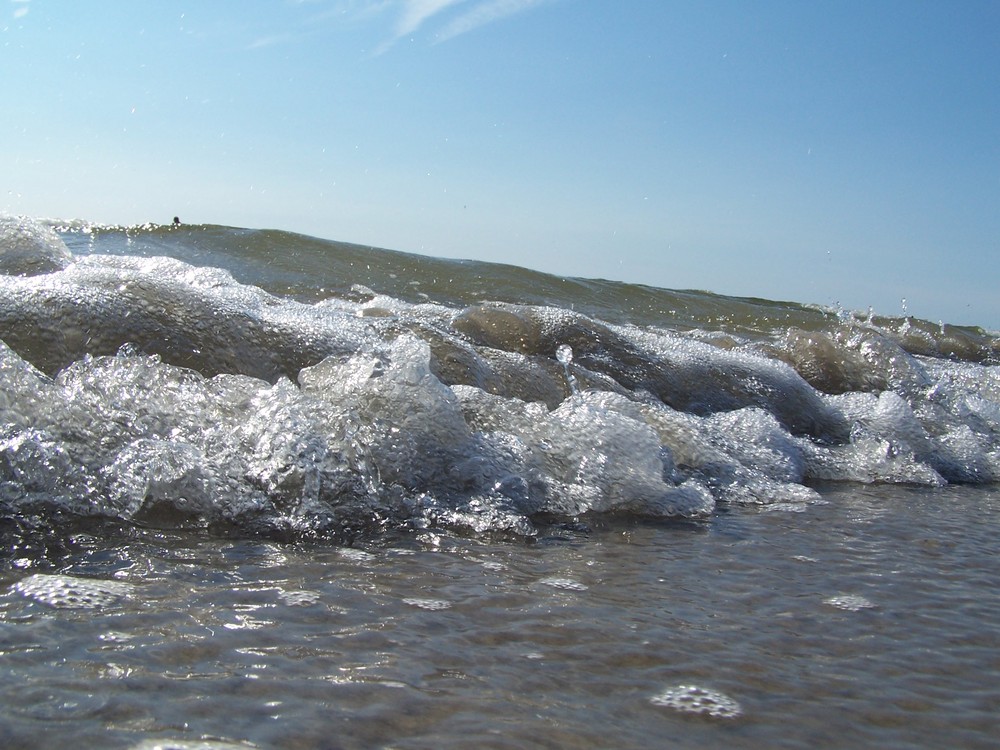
[762,502,810,513]
[277,589,321,607]
[130,741,258,750]
[14,573,133,609]
[539,576,588,591]
[650,684,743,719]
[402,597,452,610]
[824,594,877,611]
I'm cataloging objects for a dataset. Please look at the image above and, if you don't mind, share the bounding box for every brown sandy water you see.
[1,482,997,750]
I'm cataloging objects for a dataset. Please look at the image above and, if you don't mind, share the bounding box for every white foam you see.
[825,594,877,611]
[14,573,133,609]
[277,589,321,607]
[539,576,588,591]
[130,741,258,750]
[402,597,452,610]
[650,684,743,719]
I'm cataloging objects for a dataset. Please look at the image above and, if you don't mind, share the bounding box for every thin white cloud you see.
[371,0,467,54]
[395,0,467,37]
[436,0,551,42]
[246,33,296,50]
[253,0,554,55]
[242,1,392,51]
[306,0,394,22]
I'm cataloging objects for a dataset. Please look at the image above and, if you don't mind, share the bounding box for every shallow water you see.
[1,483,998,749]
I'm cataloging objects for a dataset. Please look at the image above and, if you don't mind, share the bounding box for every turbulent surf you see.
[1,216,997,542]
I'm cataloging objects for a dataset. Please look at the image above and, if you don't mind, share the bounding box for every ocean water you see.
[0,216,998,748]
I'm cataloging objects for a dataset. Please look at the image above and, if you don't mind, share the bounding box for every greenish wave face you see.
[54,220,1000,354]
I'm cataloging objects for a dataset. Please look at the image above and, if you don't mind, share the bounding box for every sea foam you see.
[0,217,997,540]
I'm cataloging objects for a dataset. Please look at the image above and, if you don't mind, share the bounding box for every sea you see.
[0,215,998,749]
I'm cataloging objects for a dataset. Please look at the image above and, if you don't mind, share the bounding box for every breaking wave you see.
[1,216,997,542]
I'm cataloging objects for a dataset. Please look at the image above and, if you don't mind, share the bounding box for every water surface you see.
[0,217,998,748]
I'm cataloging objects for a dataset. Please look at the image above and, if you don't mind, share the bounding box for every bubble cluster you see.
[402,597,452,610]
[539,576,588,591]
[14,574,133,609]
[824,594,877,611]
[277,589,321,607]
[650,685,743,719]
[130,741,258,750]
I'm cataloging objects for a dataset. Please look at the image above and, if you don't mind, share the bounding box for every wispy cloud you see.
[11,0,31,20]
[395,0,467,37]
[436,0,551,43]
[246,33,296,50]
[303,0,394,23]
[371,0,465,55]
[250,0,555,55]
[374,0,554,54]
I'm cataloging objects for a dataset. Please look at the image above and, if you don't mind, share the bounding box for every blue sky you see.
[3,1,998,328]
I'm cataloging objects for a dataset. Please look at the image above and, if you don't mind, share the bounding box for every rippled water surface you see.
[1,483,998,750]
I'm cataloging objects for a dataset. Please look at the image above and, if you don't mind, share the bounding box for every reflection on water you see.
[0,484,998,749]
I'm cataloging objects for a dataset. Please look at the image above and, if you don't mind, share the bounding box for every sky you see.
[2,0,998,328]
